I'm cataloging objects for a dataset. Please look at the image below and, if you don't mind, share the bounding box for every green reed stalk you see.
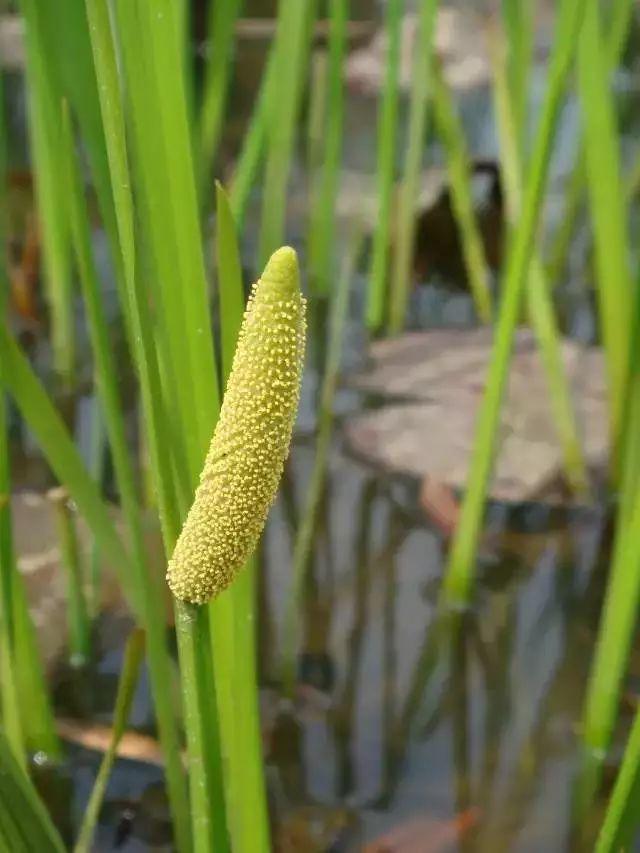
[388,0,439,334]
[0,71,23,766]
[546,0,633,286]
[307,50,328,177]
[258,0,316,266]
[282,228,363,687]
[11,575,61,759]
[216,184,246,367]
[111,0,195,504]
[0,483,23,766]
[0,145,60,761]
[229,42,278,228]
[574,277,640,820]
[616,274,640,529]
[490,33,589,496]
[575,482,640,821]
[86,2,226,848]
[596,705,640,852]
[0,330,130,578]
[0,324,127,763]
[0,624,22,767]
[213,182,270,853]
[0,732,65,853]
[2,78,59,761]
[74,630,144,853]
[199,0,243,189]
[366,0,402,332]
[501,0,534,145]
[626,149,640,203]
[85,0,184,558]
[60,82,191,851]
[48,487,91,667]
[118,5,230,847]
[87,401,104,618]
[577,0,632,464]
[179,602,230,853]
[19,0,74,385]
[122,0,220,470]
[430,59,493,323]
[308,0,348,296]
[24,0,121,270]
[443,0,587,606]
[0,82,8,307]
[0,497,23,766]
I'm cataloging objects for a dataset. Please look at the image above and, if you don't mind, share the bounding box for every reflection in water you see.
[264,438,617,851]
[334,478,378,800]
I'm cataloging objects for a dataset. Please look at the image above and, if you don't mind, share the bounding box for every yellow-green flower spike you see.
[167,246,306,604]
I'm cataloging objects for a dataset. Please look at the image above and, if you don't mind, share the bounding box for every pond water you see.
[4,0,640,850]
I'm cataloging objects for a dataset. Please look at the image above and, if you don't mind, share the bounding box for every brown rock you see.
[344,329,608,504]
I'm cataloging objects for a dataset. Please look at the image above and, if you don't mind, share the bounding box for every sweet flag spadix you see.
[167,247,306,604]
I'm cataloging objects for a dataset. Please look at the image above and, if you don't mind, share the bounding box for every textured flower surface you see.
[167,247,306,604]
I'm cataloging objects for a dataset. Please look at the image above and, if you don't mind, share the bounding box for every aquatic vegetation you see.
[3,0,640,849]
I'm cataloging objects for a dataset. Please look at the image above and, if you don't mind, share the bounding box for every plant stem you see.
[442,0,587,606]
[48,487,91,668]
[388,0,439,333]
[595,703,640,851]
[198,0,242,188]
[60,79,191,849]
[258,0,316,266]
[577,0,632,465]
[229,43,278,229]
[175,601,229,853]
[0,329,130,583]
[308,0,348,296]
[283,228,363,687]
[366,0,402,332]
[18,0,74,386]
[74,630,145,853]
[546,0,634,287]
[0,70,24,766]
[87,5,230,848]
[490,30,589,496]
[430,57,493,324]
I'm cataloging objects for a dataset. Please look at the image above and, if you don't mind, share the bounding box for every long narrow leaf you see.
[430,59,493,323]
[388,0,439,333]
[283,227,364,681]
[366,0,402,332]
[199,0,243,187]
[0,328,131,594]
[258,0,316,266]
[61,89,190,852]
[74,630,145,853]
[596,705,640,851]
[308,0,348,296]
[490,33,589,495]
[443,0,587,605]
[0,732,65,853]
[229,43,278,228]
[18,0,74,383]
[134,0,220,463]
[577,0,632,461]
[546,0,633,288]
